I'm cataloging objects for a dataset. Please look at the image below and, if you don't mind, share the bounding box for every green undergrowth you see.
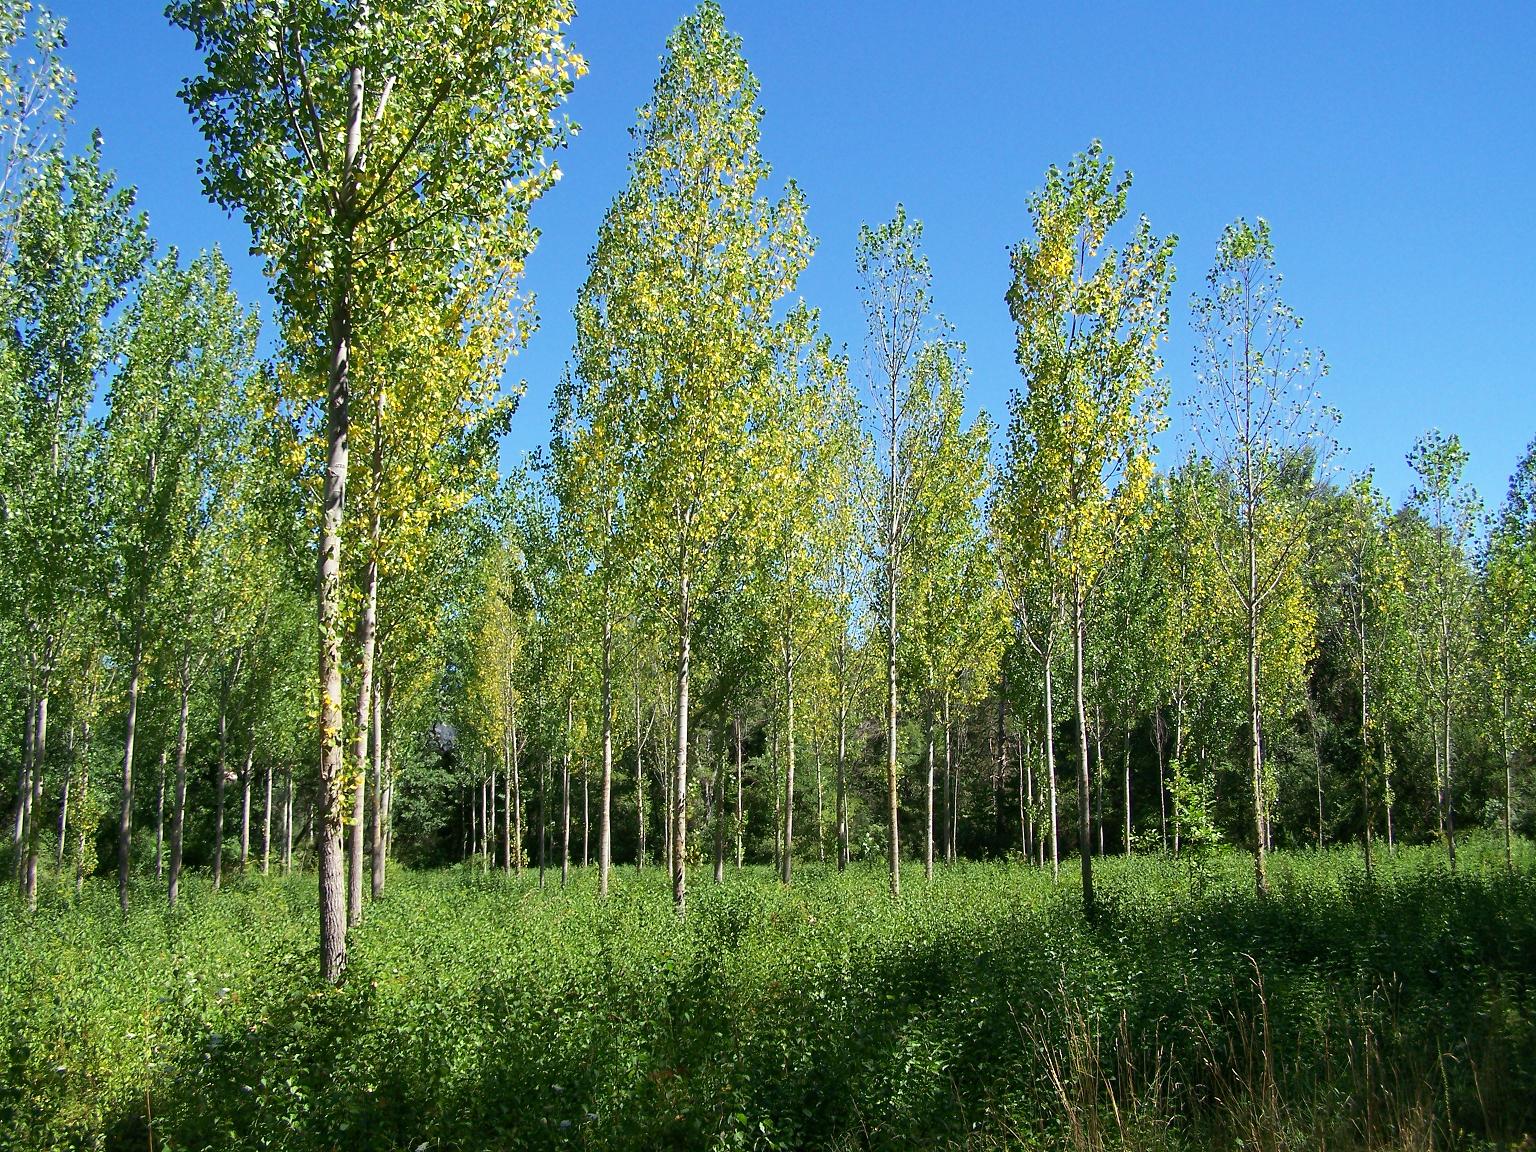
[2,837,1533,1151]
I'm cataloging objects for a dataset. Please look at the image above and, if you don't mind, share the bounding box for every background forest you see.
[2,3,1534,1150]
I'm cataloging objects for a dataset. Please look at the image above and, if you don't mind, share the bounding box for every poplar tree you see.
[3,142,148,908]
[1190,218,1333,898]
[857,207,947,898]
[1003,143,1174,915]
[576,1,810,912]
[1405,430,1480,870]
[171,0,582,979]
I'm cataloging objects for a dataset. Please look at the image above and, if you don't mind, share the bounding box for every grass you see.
[2,835,1533,1151]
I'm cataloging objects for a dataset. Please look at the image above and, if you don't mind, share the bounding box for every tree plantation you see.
[2,3,1533,1149]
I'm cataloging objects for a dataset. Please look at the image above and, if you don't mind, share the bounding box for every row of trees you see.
[4,3,1533,981]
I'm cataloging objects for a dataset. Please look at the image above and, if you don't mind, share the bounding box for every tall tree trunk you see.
[1442,648,1456,871]
[23,692,47,909]
[1247,578,1269,898]
[262,758,273,876]
[714,723,726,883]
[282,764,294,874]
[885,548,900,898]
[1093,702,1105,856]
[815,742,824,863]
[12,696,29,853]
[380,742,393,889]
[1023,729,1033,861]
[599,609,613,895]
[538,755,547,888]
[118,636,143,911]
[511,690,522,877]
[74,720,91,895]
[315,58,364,985]
[836,677,848,871]
[782,657,796,885]
[502,730,514,877]
[735,716,744,869]
[1122,722,1132,856]
[581,773,589,869]
[240,740,254,871]
[1074,587,1094,916]
[213,650,242,891]
[673,572,691,913]
[370,675,384,898]
[923,702,935,882]
[1360,655,1374,881]
[348,537,378,926]
[1502,685,1513,873]
[634,663,645,871]
[56,726,71,869]
[1044,653,1059,881]
[168,655,192,910]
[561,685,572,887]
[1153,708,1168,853]
[155,751,166,880]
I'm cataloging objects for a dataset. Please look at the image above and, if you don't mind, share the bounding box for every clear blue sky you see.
[50,1,1536,510]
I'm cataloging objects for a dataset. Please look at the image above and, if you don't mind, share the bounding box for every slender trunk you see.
[1122,722,1132,857]
[1093,702,1105,857]
[735,716,744,869]
[1248,575,1269,898]
[56,730,70,870]
[536,755,546,888]
[213,650,242,892]
[262,759,273,876]
[370,676,384,898]
[23,692,47,909]
[815,742,824,864]
[118,637,142,912]
[599,610,613,896]
[942,701,953,864]
[674,572,691,913]
[1502,686,1513,872]
[1153,708,1168,853]
[1073,588,1094,916]
[239,741,254,871]
[501,734,513,876]
[634,664,645,871]
[74,720,91,895]
[282,764,294,874]
[885,548,900,898]
[836,678,848,871]
[315,58,364,985]
[1383,732,1395,853]
[561,684,572,887]
[1442,648,1456,871]
[714,724,726,883]
[924,702,935,881]
[1361,656,1374,880]
[511,695,522,877]
[168,655,192,910]
[12,697,28,852]
[155,751,166,881]
[1023,729,1033,861]
[1044,652,1059,881]
[348,545,377,925]
[782,658,796,885]
[581,772,589,870]
[380,743,393,889]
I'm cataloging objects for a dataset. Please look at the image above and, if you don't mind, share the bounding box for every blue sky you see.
[50,1,1536,510]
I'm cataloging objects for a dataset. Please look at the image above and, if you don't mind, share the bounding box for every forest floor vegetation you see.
[2,835,1533,1151]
